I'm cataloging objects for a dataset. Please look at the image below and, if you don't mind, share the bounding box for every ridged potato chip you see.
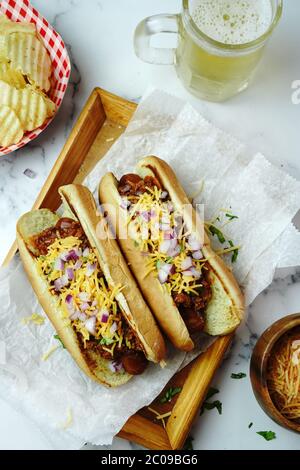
[0,105,23,147]
[0,80,55,131]
[0,61,26,88]
[26,85,56,116]
[5,32,52,92]
[0,15,35,35]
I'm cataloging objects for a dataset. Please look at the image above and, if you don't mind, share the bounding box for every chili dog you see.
[99,156,244,352]
[17,184,166,387]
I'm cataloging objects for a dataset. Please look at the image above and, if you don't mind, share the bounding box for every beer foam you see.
[191,0,273,45]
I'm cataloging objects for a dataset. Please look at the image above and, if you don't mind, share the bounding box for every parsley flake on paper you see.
[257,431,276,441]
[231,372,247,379]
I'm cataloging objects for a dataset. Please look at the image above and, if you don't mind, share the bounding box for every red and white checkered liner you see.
[0,0,71,156]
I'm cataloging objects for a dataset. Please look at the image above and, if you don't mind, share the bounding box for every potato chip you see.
[0,15,35,35]
[26,85,56,117]
[0,61,26,88]
[5,32,51,92]
[0,80,50,131]
[0,105,23,147]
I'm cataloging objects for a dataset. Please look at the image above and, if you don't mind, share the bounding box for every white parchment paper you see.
[0,89,300,449]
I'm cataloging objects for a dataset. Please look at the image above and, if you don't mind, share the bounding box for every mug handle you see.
[134,14,179,65]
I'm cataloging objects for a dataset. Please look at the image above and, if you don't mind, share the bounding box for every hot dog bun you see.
[99,157,244,351]
[17,184,166,387]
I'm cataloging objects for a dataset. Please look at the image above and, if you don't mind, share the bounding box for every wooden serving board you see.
[4,88,233,450]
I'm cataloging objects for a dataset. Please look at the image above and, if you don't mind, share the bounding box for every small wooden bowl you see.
[250,313,300,434]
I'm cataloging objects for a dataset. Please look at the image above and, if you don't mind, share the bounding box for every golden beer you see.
[134,0,282,101]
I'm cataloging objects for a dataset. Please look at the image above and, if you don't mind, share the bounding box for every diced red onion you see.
[167,239,180,257]
[54,257,64,271]
[66,294,73,304]
[82,247,90,257]
[54,274,69,291]
[65,294,75,315]
[100,310,109,323]
[92,300,98,307]
[166,201,174,213]
[80,302,89,311]
[66,267,74,280]
[160,262,174,274]
[23,168,37,179]
[150,209,156,218]
[70,310,80,320]
[79,292,90,301]
[159,239,172,254]
[74,259,82,270]
[85,316,96,335]
[158,269,169,284]
[108,360,123,373]
[168,245,181,258]
[192,250,203,260]
[86,263,96,277]
[182,269,194,277]
[182,267,201,279]
[163,230,174,240]
[181,257,193,271]
[60,251,69,262]
[140,211,151,222]
[110,321,118,334]
[188,234,201,252]
[158,263,174,283]
[78,312,87,322]
[120,198,131,210]
[159,222,171,231]
[64,249,79,262]
[160,191,168,199]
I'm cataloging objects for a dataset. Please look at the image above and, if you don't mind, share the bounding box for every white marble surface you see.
[0,0,300,450]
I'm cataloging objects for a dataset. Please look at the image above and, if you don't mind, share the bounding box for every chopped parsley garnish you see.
[248,422,253,429]
[134,240,139,247]
[257,431,276,441]
[200,387,222,415]
[99,337,114,345]
[165,256,174,264]
[209,225,226,244]
[201,400,222,415]
[225,213,238,221]
[205,386,219,400]
[231,372,247,379]
[160,386,182,404]
[54,334,65,349]
[228,240,239,263]
[183,435,194,450]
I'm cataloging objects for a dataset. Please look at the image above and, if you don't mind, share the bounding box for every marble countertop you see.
[0,0,300,450]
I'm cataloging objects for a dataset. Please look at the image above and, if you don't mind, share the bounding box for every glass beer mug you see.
[134,0,282,102]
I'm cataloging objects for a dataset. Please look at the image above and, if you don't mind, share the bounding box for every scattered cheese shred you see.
[41,344,59,361]
[147,406,172,429]
[21,313,45,325]
[60,407,73,430]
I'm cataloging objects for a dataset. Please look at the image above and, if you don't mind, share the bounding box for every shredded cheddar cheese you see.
[41,344,59,361]
[147,406,172,429]
[36,236,129,356]
[21,313,45,325]
[60,407,73,430]
[267,331,300,420]
[124,186,206,295]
